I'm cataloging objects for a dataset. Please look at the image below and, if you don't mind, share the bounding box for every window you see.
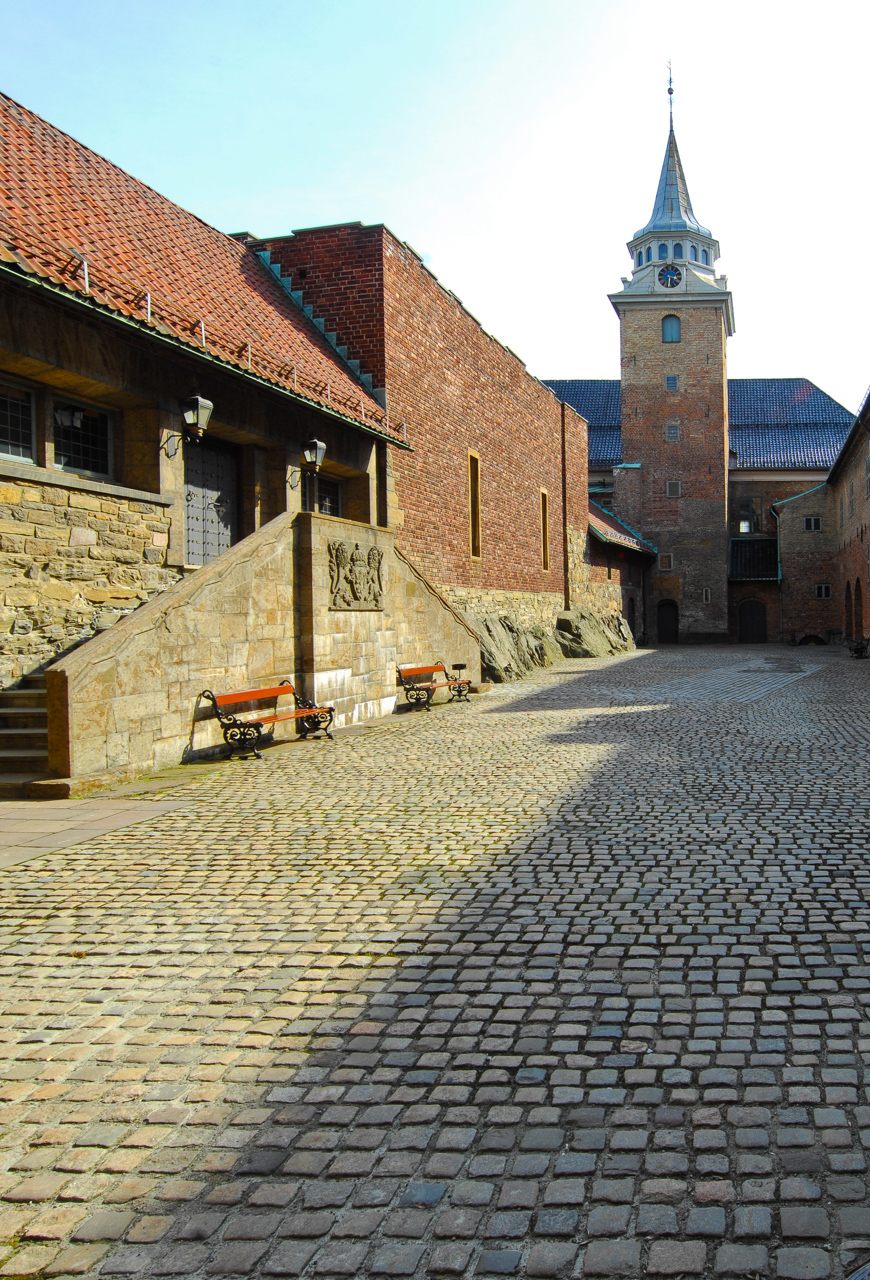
[301,472,341,515]
[666,375,678,391]
[849,480,855,516]
[659,553,674,570]
[665,424,680,442]
[701,249,709,265]
[804,516,822,531]
[666,480,682,498]
[816,583,832,599]
[646,246,652,262]
[54,400,111,477]
[606,556,612,580]
[662,315,681,343]
[469,452,481,558]
[840,493,845,526]
[636,251,643,268]
[0,384,35,461]
[674,243,683,259]
[658,243,668,260]
[702,587,711,604]
[737,496,762,534]
[690,245,698,261]
[540,489,549,571]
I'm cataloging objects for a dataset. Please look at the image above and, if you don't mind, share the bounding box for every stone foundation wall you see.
[0,470,177,686]
[436,585,565,632]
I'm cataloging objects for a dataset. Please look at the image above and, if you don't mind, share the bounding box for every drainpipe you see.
[771,502,784,643]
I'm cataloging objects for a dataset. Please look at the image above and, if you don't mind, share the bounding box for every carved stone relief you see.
[328,540,385,610]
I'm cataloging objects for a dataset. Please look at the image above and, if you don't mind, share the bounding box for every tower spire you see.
[668,61,673,128]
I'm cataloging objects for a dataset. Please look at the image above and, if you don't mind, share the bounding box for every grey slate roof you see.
[544,377,854,470]
[634,126,712,239]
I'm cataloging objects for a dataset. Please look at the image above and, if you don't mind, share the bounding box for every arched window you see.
[658,243,668,260]
[701,249,709,265]
[636,251,643,267]
[646,246,652,262]
[674,243,683,259]
[662,315,681,343]
[690,245,697,261]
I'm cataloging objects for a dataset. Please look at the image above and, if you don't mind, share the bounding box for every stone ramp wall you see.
[45,511,481,780]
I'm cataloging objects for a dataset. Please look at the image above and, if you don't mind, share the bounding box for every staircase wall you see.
[45,511,480,780]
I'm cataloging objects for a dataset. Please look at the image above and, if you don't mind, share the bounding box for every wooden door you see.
[185,439,238,566]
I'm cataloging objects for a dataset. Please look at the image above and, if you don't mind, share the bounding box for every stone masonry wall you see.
[0,471,177,686]
[46,511,481,780]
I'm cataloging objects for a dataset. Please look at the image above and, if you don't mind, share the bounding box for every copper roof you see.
[0,92,397,440]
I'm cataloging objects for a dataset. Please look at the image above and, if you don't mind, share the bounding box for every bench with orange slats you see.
[396,661,472,710]
[200,679,335,758]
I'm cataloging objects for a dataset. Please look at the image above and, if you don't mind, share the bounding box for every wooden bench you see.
[200,680,335,758]
[396,661,472,710]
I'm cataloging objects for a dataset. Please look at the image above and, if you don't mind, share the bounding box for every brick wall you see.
[260,226,596,627]
[827,422,870,641]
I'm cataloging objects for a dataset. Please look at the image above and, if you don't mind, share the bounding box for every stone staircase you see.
[0,673,51,797]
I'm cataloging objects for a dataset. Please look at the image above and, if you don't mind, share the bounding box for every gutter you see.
[0,260,412,451]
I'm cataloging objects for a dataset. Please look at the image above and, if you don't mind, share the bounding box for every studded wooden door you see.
[185,438,238,565]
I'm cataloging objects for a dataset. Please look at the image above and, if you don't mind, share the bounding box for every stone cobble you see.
[0,646,869,1279]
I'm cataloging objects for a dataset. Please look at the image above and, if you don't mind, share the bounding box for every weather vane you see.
[668,61,674,125]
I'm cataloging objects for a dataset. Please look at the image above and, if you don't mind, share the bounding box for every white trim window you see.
[54,400,112,478]
[0,382,35,462]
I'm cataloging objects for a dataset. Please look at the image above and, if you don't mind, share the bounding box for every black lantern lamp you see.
[302,438,326,471]
[180,393,214,440]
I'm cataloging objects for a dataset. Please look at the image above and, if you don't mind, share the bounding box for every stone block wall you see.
[46,510,481,780]
[0,468,177,685]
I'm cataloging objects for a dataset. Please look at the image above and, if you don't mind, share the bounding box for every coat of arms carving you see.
[328,540,385,610]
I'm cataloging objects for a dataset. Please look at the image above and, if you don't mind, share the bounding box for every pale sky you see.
[2,0,868,411]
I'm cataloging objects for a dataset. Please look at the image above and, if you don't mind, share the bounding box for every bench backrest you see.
[212,683,294,708]
[398,663,448,679]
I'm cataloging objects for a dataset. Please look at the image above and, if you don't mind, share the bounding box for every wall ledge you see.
[0,459,172,506]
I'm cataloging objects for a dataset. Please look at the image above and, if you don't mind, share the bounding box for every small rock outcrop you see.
[553,607,636,659]
[470,606,635,683]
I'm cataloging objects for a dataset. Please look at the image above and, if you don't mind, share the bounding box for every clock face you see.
[658,265,682,289]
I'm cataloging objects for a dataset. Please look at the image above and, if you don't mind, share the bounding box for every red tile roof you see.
[0,93,395,439]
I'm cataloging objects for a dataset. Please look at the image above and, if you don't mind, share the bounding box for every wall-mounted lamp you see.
[180,393,214,440]
[302,438,326,471]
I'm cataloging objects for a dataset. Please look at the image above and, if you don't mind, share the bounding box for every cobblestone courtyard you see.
[2,645,870,1280]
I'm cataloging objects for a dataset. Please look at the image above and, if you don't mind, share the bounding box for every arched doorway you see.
[846,581,853,641]
[856,579,864,640]
[738,599,767,643]
[657,600,679,644]
[626,596,636,637]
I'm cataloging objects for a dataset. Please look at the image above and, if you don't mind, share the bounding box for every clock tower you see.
[608,123,734,643]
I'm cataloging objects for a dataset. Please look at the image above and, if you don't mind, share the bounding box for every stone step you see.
[0,728,48,750]
[0,690,48,708]
[0,772,52,798]
[0,748,49,772]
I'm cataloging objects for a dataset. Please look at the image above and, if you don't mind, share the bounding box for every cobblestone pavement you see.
[2,644,870,1280]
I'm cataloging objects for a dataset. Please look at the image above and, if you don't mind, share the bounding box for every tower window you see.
[816,583,832,599]
[658,243,668,260]
[662,315,681,343]
[659,553,674,570]
[666,480,682,498]
[701,249,709,265]
[674,243,683,259]
[665,424,680,442]
[636,251,643,267]
[804,516,821,531]
[849,480,855,515]
[646,246,652,262]
[737,497,762,534]
[690,245,698,261]
[702,587,711,604]
[666,375,678,391]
